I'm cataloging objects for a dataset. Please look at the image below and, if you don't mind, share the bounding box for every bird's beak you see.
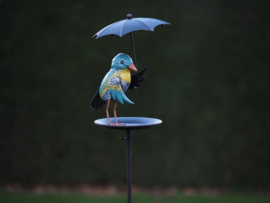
[128,63,137,72]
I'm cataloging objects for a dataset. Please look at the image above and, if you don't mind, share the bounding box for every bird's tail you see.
[89,90,106,109]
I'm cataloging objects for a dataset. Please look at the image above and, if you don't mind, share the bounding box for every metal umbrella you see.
[93,13,170,71]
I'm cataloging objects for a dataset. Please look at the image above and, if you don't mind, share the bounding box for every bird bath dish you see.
[94,117,162,130]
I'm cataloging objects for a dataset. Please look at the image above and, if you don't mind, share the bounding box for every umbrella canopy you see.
[93,14,170,81]
[93,14,170,39]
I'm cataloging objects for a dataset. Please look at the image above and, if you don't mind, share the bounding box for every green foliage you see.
[1,192,270,203]
[1,1,270,189]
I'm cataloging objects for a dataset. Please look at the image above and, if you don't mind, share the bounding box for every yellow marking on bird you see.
[117,69,131,84]
[108,85,122,91]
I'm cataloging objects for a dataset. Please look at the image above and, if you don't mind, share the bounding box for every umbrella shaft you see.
[130,33,139,80]
[130,33,137,68]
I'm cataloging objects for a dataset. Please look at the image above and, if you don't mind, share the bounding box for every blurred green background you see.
[1,0,270,191]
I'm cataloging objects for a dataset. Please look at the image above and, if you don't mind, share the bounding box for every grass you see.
[1,191,270,203]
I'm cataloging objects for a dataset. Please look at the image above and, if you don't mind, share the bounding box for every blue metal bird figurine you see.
[89,53,147,125]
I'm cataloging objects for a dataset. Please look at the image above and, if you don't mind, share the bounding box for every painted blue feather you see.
[108,88,134,105]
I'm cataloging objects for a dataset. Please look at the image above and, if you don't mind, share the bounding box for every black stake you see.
[125,129,132,203]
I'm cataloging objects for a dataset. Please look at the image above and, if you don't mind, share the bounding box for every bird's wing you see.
[107,77,134,104]
[89,90,106,109]
[129,66,148,90]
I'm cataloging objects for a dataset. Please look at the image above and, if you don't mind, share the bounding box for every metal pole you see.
[126,129,132,203]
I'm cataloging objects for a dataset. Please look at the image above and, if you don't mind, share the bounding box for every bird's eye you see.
[120,60,125,64]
